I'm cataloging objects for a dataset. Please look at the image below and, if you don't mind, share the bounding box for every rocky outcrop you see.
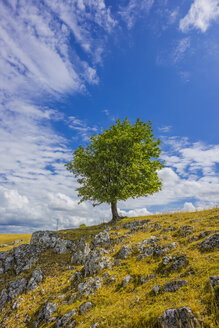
[0,278,27,308]
[27,269,43,291]
[117,245,132,259]
[79,301,94,314]
[91,231,111,249]
[198,234,219,251]
[71,242,90,265]
[54,310,76,328]
[158,307,201,327]
[163,280,187,292]
[84,249,112,277]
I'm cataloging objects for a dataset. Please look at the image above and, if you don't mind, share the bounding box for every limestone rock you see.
[53,239,76,254]
[38,302,57,323]
[198,234,219,251]
[0,288,8,308]
[118,245,132,259]
[209,275,219,289]
[164,280,187,292]
[8,278,27,300]
[158,307,201,327]
[71,243,90,265]
[122,275,132,287]
[30,231,59,248]
[84,250,112,276]
[79,301,94,314]
[27,269,43,291]
[91,231,111,249]
[54,310,76,328]
[152,285,160,294]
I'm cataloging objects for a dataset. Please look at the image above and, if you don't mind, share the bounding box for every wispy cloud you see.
[173,37,191,62]
[180,0,219,33]
[158,125,172,133]
[119,0,154,29]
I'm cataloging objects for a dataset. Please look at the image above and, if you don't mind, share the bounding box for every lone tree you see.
[65,118,164,223]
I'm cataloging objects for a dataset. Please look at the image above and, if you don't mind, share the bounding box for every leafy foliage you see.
[65,118,164,210]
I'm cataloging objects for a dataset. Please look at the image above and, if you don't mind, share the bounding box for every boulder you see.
[79,301,94,314]
[71,243,90,265]
[30,231,59,248]
[84,250,112,277]
[122,275,132,287]
[91,231,111,249]
[118,245,132,259]
[198,234,219,251]
[158,307,201,327]
[27,269,43,291]
[53,310,76,328]
[209,276,219,289]
[152,285,160,295]
[8,278,27,300]
[38,302,57,323]
[0,288,8,308]
[53,239,76,254]
[163,280,187,292]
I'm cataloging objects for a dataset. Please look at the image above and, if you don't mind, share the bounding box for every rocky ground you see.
[0,208,218,327]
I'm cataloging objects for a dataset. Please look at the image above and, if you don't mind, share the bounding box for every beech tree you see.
[65,118,164,222]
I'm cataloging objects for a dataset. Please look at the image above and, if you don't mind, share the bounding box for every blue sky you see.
[0,0,219,233]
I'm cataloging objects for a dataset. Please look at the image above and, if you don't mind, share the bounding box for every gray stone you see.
[152,285,160,294]
[123,219,150,230]
[91,231,111,249]
[39,302,57,322]
[209,276,219,288]
[79,301,94,314]
[8,278,27,300]
[162,256,172,266]
[198,234,219,251]
[4,256,14,272]
[198,231,212,239]
[0,267,4,275]
[78,277,97,296]
[84,250,112,276]
[54,310,76,328]
[0,288,8,308]
[152,223,162,231]
[53,239,76,254]
[30,231,59,248]
[12,244,42,275]
[170,255,188,271]
[122,275,132,287]
[71,243,90,265]
[158,307,201,327]
[164,280,187,292]
[27,269,43,291]
[142,236,160,244]
[90,323,99,328]
[140,274,155,284]
[153,245,168,257]
[161,226,177,233]
[167,242,177,249]
[180,225,193,237]
[118,245,132,259]
[12,297,23,310]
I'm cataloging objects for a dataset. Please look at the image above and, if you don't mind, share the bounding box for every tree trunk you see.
[111,201,120,222]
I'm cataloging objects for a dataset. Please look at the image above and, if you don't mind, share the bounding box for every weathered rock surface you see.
[118,245,132,259]
[122,275,132,287]
[198,234,219,251]
[163,280,187,292]
[209,275,219,289]
[27,269,43,291]
[91,231,111,249]
[54,310,76,328]
[79,301,94,314]
[38,302,57,324]
[71,243,90,265]
[158,307,201,327]
[84,250,112,276]
[0,278,27,308]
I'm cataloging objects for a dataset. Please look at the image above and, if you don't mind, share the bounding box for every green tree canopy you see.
[65,118,164,222]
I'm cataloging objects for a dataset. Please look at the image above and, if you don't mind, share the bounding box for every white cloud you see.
[173,37,191,62]
[180,0,219,33]
[119,0,154,29]
[181,202,196,212]
[119,207,151,217]
[158,125,171,133]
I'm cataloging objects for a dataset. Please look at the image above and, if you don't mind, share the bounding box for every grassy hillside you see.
[0,234,32,252]
[0,208,218,328]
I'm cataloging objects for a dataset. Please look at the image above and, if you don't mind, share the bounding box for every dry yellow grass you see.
[0,208,218,328]
[0,234,32,251]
